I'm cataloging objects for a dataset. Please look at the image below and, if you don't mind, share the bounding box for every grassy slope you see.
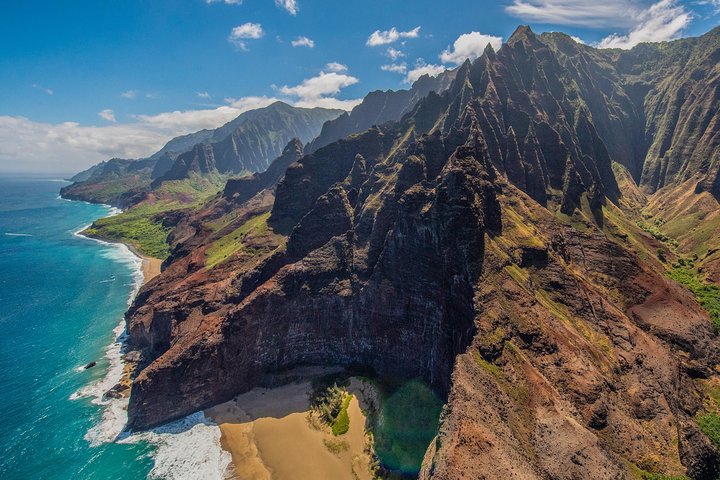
[85,176,225,259]
[204,212,272,268]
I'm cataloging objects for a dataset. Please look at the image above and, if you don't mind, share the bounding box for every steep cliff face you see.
[614,27,720,196]
[124,26,720,479]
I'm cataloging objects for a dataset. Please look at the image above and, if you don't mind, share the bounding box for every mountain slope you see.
[60,102,342,206]
[155,102,342,184]
[307,69,458,152]
[121,26,720,479]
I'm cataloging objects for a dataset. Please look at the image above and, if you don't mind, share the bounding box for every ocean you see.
[0,177,229,480]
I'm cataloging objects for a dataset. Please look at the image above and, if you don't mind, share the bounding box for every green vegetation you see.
[640,472,689,480]
[636,218,679,248]
[332,394,352,436]
[373,379,443,475]
[85,203,174,259]
[205,212,271,268]
[308,381,351,434]
[82,176,224,259]
[667,259,720,331]
[698,413,720,448]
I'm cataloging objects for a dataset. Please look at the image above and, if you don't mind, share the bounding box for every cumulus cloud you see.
[98,109,116,123]
[280,72,358,101]
[32,84,53,96]
[121,90,137,99]
[597,0,691,48]
[228,22,264,50]
[381,63,408,74]
[197,91,211,99]
[505,0,642,27]
[206,0,243,4]
[367,26,421,46]
[279,70,361,110]
[325,62,348,72]
[275,0,299,15]
[291,36,315,48]
[440,32,503,65]
[405,61,446,84]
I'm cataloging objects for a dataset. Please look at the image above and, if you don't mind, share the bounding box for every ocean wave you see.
[121,412,232,480]
[4,232,33,237]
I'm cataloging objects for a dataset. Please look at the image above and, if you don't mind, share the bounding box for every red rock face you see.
[126,26,720,479]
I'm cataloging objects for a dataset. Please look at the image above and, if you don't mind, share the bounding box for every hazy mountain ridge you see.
[60,102,343,206]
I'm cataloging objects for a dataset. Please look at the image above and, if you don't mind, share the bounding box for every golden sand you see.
[206,378,376,480]
[140,256,162,283]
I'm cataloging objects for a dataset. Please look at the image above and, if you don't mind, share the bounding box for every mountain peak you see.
[508,25,536,45]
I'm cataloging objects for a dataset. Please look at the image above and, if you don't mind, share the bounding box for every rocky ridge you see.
[121,26,720,479]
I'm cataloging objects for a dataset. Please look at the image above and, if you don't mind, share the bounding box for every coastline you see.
[76,228,162,285]
[68,198,234,479]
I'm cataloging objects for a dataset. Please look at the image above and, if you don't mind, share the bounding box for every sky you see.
[0,0,718,174]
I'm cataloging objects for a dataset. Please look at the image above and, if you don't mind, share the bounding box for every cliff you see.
[122,26,720,479]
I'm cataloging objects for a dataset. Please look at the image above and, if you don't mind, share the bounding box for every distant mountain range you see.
[61,102,343,206]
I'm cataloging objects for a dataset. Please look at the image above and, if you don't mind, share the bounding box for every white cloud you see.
[197,91,211,99]
[98,109,116,123]
[134,96,279,131]
[121,90,137,99]
[280,71,358,99]
[32,84,54,96]
[597,0,691,48]
[571,35,586,44]
[291,36,315,48]
[325,62,348,72]
[275,0,299,15]
[367,26,421,46]
[0,96,281,173]
[279,71,361,110]
[381,63,408,74]
[505,0,642,27]
[228,22,264,50]
[440,32,503,65]
[386,47,405,60]
[405,62,446,84]
[206,0,243,4]
[0,117,169,173]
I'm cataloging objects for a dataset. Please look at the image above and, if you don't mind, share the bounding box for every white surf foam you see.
[120,412,233,480]
[4,232,33,237]
[69,202,231,479]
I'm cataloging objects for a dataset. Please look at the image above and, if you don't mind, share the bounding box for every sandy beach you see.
[140,255,162,283]
[206,378,377,480]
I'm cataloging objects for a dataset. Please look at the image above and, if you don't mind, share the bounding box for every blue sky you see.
[0,0,718,173]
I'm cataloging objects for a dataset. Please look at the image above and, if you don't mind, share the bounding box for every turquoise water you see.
[0,177,154,479]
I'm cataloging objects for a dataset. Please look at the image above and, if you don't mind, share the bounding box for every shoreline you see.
[77,228,162,285]
[68,197,234,479]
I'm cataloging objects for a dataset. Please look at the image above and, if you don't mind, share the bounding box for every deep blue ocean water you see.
[0,177,154,479]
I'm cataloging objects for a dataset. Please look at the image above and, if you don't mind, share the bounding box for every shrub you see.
[331,395,352,436]
[698,413,720,448]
